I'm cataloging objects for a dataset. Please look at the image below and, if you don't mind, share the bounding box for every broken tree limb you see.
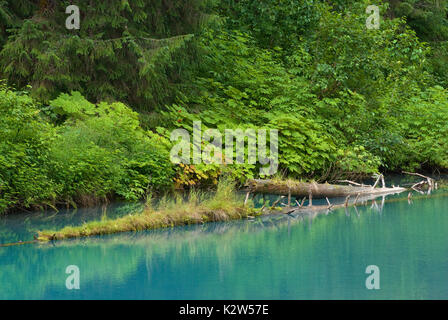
[344,195,351,207]
[403,171,432,180]
[354,193,361,206]
[271,196,284,209]
[326,197,334,210]
[411,181,427,190]
[287,187,291,207]
[300,197,306,207]
[244,191,250,206]
[403,171,435,190]
[247,179,406,199]
[336,180,364,187]
[273,191,405,216]
[372,174,382,188]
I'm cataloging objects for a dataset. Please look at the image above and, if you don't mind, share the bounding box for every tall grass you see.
[38,178,255,241]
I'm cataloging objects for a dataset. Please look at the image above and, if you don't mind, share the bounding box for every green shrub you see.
[160,29,383,181]
[398,86,448,170]
[48,92,176,202]
[0,85,57,212]
[0,88,175,213]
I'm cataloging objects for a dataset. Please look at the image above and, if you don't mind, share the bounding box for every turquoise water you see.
[0,190,448,299]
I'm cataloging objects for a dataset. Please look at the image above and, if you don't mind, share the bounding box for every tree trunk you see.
[247,179,406,198]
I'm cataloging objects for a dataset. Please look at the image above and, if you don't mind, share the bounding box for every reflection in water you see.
[0,191,448,299]
[0,202,144,244]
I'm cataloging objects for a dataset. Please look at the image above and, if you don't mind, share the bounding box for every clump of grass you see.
[38,177,256,241]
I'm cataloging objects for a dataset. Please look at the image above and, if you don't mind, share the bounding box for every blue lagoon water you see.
[1,190,448,299]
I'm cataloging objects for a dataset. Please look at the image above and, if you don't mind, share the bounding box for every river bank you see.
[36,175,445,242]
[37,179,258,241]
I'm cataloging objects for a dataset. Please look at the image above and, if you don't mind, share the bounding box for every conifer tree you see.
[0,0,208,111]
[387,0,448,41]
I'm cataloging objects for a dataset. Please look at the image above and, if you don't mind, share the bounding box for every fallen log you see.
[246,178,407,198]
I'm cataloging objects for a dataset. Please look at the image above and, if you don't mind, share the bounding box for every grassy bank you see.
[35,177,448,242]
[37,179,257,241]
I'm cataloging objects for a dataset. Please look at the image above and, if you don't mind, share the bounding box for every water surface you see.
[0,189,447,299]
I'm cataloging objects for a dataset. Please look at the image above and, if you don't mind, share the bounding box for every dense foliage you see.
[1,0,448,213]
[0,86,174,213]
[0,0,207,111]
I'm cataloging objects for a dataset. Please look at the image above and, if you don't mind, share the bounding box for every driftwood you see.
[248,172,439,217]
[270,189,403,216]
[403,171,436,191]
[247,176,406,199]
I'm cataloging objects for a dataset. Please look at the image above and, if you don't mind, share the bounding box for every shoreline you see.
[27,189,448,242]
[24,175,448,242]
[37,206,257,242]
[37,179,258,241]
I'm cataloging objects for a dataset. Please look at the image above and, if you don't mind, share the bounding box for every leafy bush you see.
[160,28,384,181]
[393,86,448,170]
[48,92,175,202]
[0,89,175,213]
[0,85,57,212]
[219,0,321,53]
[304,1,430,100]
